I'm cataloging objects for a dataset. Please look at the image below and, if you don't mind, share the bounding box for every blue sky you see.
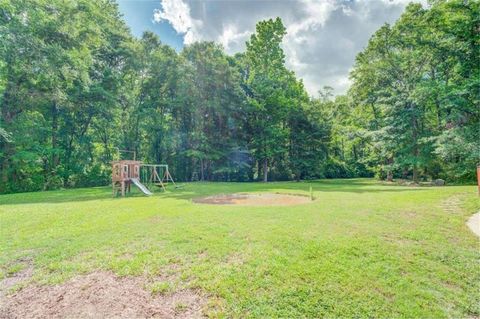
[117,0,183,50]
[117,0,424,95]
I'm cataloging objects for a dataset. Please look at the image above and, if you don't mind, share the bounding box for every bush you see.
[323,158,354,178]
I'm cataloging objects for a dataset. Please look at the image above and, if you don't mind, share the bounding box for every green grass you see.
[1,179,479,318]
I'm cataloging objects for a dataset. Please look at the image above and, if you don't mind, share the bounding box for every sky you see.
[117,0,425,96]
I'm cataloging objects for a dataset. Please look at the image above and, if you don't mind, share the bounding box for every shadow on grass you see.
[0,179,430,206]
[0,187,138,206]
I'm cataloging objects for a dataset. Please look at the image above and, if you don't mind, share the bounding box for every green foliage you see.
[349,0,479,183]
[245,18,293,181]
[0,0,132,192]
[0,0,477,193]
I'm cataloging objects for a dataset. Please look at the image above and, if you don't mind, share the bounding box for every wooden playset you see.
[111,152,178,197]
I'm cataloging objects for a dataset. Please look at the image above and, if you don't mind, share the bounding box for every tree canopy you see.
[1,0,478,193]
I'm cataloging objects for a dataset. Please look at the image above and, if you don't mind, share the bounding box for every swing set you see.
[140,164,179,192]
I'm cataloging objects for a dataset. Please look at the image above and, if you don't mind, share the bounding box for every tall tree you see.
[245,17,292,182]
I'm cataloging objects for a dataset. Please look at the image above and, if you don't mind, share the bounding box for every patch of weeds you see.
[174,302,188,313]
[148,281,174,295]
[6,263,24,276]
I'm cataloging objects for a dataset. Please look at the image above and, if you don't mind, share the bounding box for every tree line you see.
[0,0,478,193]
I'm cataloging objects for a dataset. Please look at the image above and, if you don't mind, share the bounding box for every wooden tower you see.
[111,160,141,196]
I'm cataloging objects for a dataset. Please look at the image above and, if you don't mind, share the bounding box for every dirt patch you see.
[224,253,245,267]
[0,271,206,319]
[467,212,480,238]
[439,196,479,238]
[0,258,34,298]
[441,196,462,214]
[192,193,311,206]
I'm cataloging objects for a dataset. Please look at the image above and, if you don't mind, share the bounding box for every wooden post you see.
[263,159,268,182]
[153,169,166,192]
[166,170,177,187]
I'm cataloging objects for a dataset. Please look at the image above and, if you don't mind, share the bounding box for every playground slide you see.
[131,178,153,196]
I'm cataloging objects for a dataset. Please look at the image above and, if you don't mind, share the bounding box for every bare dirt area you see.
[0,258,34,299]
[441,196,462,214]
[192,193,312,206]
[0,271,206,319]
[467,212,480,238]
[440,195,479,238]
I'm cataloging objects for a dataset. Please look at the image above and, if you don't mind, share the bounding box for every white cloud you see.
[153,0,202,45]
[378,0,428,5]
[218,25,251,52]
[286,0,336,36]
[153,0,422,95]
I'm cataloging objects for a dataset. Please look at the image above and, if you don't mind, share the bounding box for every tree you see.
[349,0,479,182]
[0,0,132,192]
[1,0,477,194]
[245,17,292,182]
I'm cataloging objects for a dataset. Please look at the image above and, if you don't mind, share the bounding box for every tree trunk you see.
[412,165,418,183]
[1,81,20,189]
[200,158,204,181]
[1,116,11,179]
[341,138,345,160]
[1,142,12,188]
[387,170,393,182]
[386,156,393,182]
[412,115,419,183]
[262,158,268,182]
[51,102,59,170]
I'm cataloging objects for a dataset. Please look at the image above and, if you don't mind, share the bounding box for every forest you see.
[0,0,478,193]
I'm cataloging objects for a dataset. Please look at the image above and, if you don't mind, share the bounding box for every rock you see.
[433,179,445,186]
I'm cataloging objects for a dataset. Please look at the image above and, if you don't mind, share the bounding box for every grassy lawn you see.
[0,179,479,318]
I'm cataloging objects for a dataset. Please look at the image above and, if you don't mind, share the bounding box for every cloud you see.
[286,0,337,37]
[153,0,202,44]
[153,0,425,95]
[218,25,251,52]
